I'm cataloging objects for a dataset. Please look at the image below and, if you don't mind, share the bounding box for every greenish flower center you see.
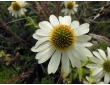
[103,59,110,73]
[11,2,21,11]
[66,1,74,9]
[49,25,76,51]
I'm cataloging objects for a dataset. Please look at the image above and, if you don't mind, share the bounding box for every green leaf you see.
[77,67,82,82]
[25,16,38,28]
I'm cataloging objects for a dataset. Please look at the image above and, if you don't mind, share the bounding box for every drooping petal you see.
[39,21,53,31]
[48,50,61,74]
[94,70,104,79]
[104,72,110,84]
[49,15,59,27]
[92,68,103,77]
[75,23,89,36]
[62,52,69,73]
[71,21,79,31]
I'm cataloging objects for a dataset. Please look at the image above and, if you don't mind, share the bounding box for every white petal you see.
[71,46,88,61]
[76,42,93,47]
[19,9,24,15]
[63,16,71,25]
[67,49,81,68]
[35,46,54,59]
[104,72,110,84]
[8,7,11,10]
[48,50,61,74]
[33,42,50,52]
[31,37,48,52]
[32,33,42,40]
[35,29,49,36]
[66,50,75,68]
[93,51,104,62]
[71,10,74,14]
[61,9,65,12]
[39,21,53,31]
[73,8,77,12]
[74,4,78,8]
[83,81,89,84]
[75,44,93,57]
[75,58,81,68]
[18,11,22,17]
[86,76,90,81]
[90,57,102,64]
[59,16,63,24]
[21,8,27,12]
[107,47,110,59]
[49,15,59,27]
[64,9,69,15]
[70,20,79,31]
[92,68,103,77]
[98,49,106,60]
[62,52,69,73]
[38,47,55,64]
[76,35,92,42]
[86,64,99,69]
[94,70,104,79]
[75,23,89,36]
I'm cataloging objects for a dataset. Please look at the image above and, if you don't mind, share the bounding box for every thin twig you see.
[35,1,48,20]
[0,21,30,45]
[89,33,110,46]
[56,75,62,84]
[3,63,35,84]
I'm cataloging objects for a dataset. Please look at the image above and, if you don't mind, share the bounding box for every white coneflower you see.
[83,76,104,84]
[61,1,78,15]
[8,1,27,18]
[31,14,93,74]
[86,47,110,84]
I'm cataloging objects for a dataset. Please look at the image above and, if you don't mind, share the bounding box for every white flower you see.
[83,76,104,84]
[86,47,110,84]
[31,15,93,74]
[61,1,78,15]
[8,1,27,18]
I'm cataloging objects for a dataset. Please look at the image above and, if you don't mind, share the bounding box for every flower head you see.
[31,15,93,74]
[86,47,110,84]
[8,1,27,18]
[61,1,78,15]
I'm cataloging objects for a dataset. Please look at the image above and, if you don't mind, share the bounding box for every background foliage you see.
[0,1,110,84]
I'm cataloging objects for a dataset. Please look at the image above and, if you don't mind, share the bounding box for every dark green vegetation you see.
[0,1,110,84]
